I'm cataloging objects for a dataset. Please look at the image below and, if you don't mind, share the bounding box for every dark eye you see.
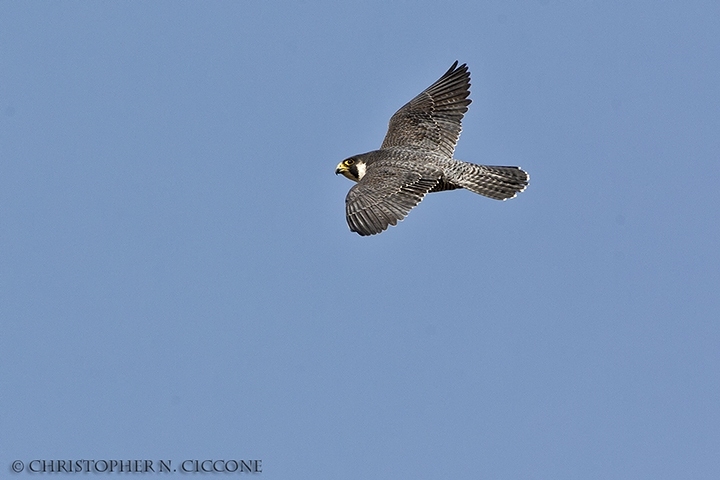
[346,158,355,165]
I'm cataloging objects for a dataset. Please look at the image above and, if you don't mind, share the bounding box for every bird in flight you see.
[336,61,529,236]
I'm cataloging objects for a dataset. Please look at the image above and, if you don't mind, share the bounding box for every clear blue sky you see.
[2,2,719,478]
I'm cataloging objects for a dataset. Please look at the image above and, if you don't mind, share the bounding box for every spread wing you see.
[345,163,442,236]
[381,61,471,158]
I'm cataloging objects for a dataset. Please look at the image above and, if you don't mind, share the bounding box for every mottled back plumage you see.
[336,62,529,236]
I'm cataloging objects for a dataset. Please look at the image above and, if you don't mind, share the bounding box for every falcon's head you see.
[335,157,367,182]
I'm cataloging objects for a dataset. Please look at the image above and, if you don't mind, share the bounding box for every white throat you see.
[356,162,367,181]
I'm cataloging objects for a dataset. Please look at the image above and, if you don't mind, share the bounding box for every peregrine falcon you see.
[335,61,529,236]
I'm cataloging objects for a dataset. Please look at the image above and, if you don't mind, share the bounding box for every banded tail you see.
[451,163,529,200]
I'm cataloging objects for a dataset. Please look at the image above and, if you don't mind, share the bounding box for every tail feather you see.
[455,163,529,200]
